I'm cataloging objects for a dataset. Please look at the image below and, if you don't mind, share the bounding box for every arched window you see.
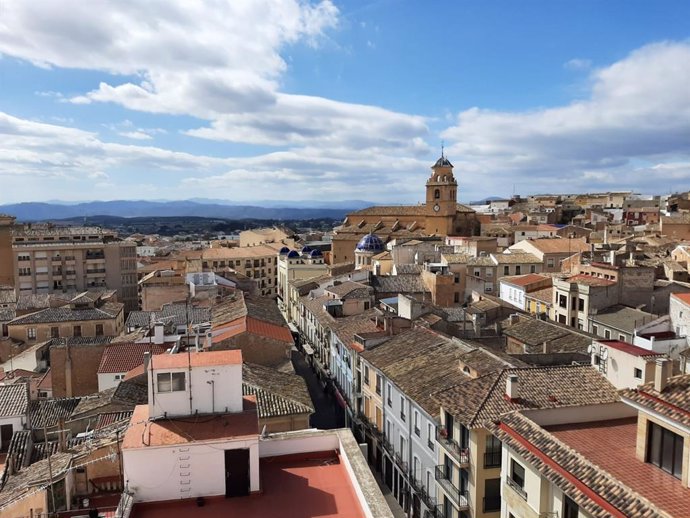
[442,175,447,182]
[436,175,440,181]
[434,189,440,199]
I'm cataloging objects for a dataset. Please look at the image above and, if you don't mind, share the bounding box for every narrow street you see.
[291,348,345,429]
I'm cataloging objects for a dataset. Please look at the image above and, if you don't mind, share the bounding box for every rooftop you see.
[519,238,591,254]
[0,383,29,417]
[564,274,617,287]
[149,350,243,370]
[434,365,619,428]
[9,302,123,325]
[590,305,655,333]
[500,273,550,288]
[130,452,365,518]
[671,292,690,306]
[620,373,690,428]
[123,399,258,449]
[97,342,167,374]
[548,417,690,518]
[596,339,663,358]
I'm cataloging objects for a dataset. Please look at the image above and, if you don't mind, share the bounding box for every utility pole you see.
[44,423,57,516]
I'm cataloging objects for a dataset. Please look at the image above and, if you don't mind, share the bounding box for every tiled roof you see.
[0,452,72,509]
[72,387,120,417]
[493,253,542,264]
[493,413,670,518]
[96,410,134,430]
[371,274,428,294]
[434,365,619,428]
[597,339,662,358]
[525,286,553,304]
[620,373,690,428]
[566,274,616,287]
[458,346,529,376]
[126,303,211,329]
[16,293,70,311]
[122,398,259,449]
[671,292,690,306]
[325,281,372,299]
[0,384,29,417]
[150,350,243,370]
[500,274,550,287]
[520,238,591,254]
[503,318,572,347]
[28,397,81,428]
[299,294,334,327]
[97,342,167,373]
[113,372,148,405]
[49,335,114,347]
[361,329,475,417]
[9,302,123,325]
[395,264,424,274]
[242,363,314,419]
[330,310,379,348]
[0,308,16,322]
[348,205,429,217]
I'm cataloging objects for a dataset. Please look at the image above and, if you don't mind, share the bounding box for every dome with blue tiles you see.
[286,250,300,258]
[309,249,323,257]
[356,233,384,252]
[279,247,290,255]
[301,246,312,254]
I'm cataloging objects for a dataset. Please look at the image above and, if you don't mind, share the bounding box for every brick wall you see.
[50,344,107,397]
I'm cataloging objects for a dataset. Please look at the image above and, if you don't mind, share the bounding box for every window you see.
[605,329,611,339]
[619,334,625,341]
[363,365,370,386]
[530,265,536,273]
[510,458,525,489]
[454,274,460,284]
[474,268,480,277]
[27,327,37,340]
[592,324,598,335]
[515,265,521,275]
[427,423,434,450]
[647,421,684,479]
[578,298,585,311]
[503,266,510,275]
[364,301,370,310]
[634,368,642,379]
[156,372,186,393]
[563,495,579,518]
[414,411,420,436]
[547,258,555,268]
[559,294,567,308]
[375,374,382,395]
[73,325,82,337]
[50,327,59,339]
[485,435,502,468]
[95,324,104,336]
[434,188,440,199]
[387,385,392,407]
[400,396,406,421]
[114,374,125,381]
[399,436,406,459]
[454,292,460,303]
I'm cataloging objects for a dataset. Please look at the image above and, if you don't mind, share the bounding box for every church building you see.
[331,155,478,264]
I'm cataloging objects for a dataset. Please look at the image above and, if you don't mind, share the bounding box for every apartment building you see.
[462,253,543,297]
[9,224,138,312]
[434,365,620,518]
[276,246,328,308]
[494,361,687,518]
[185,244,279,297]
[0,215,14,287]
[508,238,591,273]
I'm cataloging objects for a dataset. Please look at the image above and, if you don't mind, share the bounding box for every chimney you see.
[154,322,165,345]
[143,351,151,372]
[506,374,519,400]
[654,359,672,392]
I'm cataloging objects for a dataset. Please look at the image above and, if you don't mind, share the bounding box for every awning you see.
[334,388,347,409]
[288,323,299,334]
[302,342,314,355]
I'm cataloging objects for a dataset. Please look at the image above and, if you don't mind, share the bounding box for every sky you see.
[1,0,690,205]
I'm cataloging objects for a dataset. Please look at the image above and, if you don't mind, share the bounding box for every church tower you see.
[425,153,458,235]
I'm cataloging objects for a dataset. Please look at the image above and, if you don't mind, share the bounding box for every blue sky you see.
[0,0,689,204]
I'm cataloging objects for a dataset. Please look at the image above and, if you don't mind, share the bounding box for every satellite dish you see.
[587,343,594,354]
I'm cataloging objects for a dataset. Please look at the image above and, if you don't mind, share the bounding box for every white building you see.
[0,383,29,451]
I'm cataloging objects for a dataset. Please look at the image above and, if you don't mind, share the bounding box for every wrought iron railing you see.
[484,450,502,468]
[437,430,469,465]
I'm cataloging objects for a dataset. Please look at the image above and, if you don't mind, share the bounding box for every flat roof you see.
[150,350,242,370]
[547,418,690,518]
[130,453,365,518]
[122,400,258,449]
[596,339,663,358]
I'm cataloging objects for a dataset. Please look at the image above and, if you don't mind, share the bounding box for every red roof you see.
[212,316,293,345]
[502,274,549,288]
[672,292,690,306]
[597,340,662,358]
[150,350,243,370]
[98,343,167,374]
[123,398,258,449]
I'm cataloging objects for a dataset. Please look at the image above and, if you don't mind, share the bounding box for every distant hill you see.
[0,199,374,221]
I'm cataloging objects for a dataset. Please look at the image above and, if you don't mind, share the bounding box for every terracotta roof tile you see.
[150,350,243,370]
[620,373,690,428]
[97,343,167,374]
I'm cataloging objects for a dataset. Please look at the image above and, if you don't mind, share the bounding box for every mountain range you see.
[0,199,375,221]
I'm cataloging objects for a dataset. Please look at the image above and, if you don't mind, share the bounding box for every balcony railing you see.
[393,452,408,474]
[418,485,437,511]
[506,477,527,500]
[437,430,469,465]
[483,495,501,513]
[423,504,443,518]
[484,450,502,468]
[435,466,469,510]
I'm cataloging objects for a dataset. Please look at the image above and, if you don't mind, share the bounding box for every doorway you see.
[0,425,12,452]
[224,449,250,497]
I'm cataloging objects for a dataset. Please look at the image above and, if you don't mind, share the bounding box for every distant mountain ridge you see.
[0,199,374,221]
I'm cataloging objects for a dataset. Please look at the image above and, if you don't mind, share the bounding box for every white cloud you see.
[441,41,690,197]
[564,58,592,71]
[118,131,153,140]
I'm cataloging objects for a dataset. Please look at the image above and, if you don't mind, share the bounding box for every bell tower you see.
[426,150,458,234]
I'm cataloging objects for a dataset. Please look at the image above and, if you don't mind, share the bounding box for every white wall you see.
[148,363,243,418]
[123,437,259,502]
[499,282,525,310]
[97,372,124,392]
[0,415,25,450]
[258,432,339,458]
[522,402,636,427]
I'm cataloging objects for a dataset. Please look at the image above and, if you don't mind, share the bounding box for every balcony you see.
[423,504,443,518]
[437,430,469,466]
[435,466,469,510]
[483,495,501,513]
[86,252,105,260]
[417,485,437,512]
[506,477,527,500]
[393,452,408,474]
[484,450,502,469]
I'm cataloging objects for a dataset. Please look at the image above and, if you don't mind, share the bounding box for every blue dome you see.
[287,250,300,258]
[301,246,312,253]
[279,247,290,255]
[356,233,384,252]
[309,249,323,257]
